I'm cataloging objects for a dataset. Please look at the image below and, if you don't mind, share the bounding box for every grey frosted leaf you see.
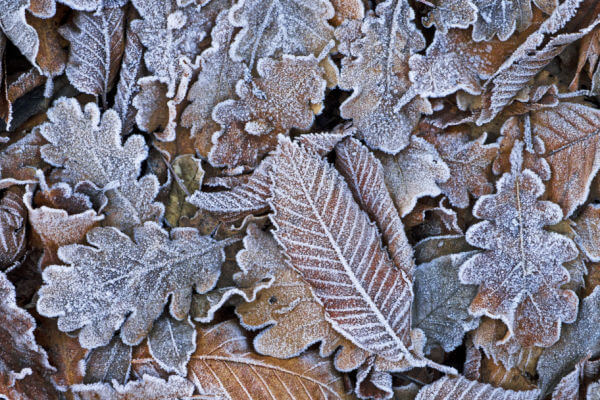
[0,0,39,66]
[415,376,540,399]
[537,287,600,397]
[36,97,164,234]
[0,191,27,270]
[181,10,248,138]
[413,251,479,354]
[147,313,196,376]
[60,7,125,100]
[36,221,231,348]
[422,0,477,32]
[72,374,195,400]
[338,0,429,153]
[113,24,143,136]
[229,0,335,68]
[84,335,132,384]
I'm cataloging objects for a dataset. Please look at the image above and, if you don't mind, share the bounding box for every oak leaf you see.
[421,0,477,32]
[460,142,579,347]
[36,221,232,348]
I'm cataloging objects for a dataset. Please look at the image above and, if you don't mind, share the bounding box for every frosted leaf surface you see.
[297,129,352,157]
[37,97,164,234]
[460,143,579,347]
[413,251,480,353]
[537,288,600,396]
[113,27,143,136]
[377,136,450,217]
[0,191,27,270]
[268,137,421,365]
[335,137,415,277]
[573,204,600,262]
[228,0,334,67]
[551,358,585,400]
[0,131,44,189]
[132,79,170,135]
[0,0,39,66]
[130,0,225,96]
[187,319,350,399]
[424,131,498,208]
[235,224,368,372]
[415,375,540,400]
[0,272,58,400]
[422,0,477,32]
[338,0,429,153]
[147,313,195,376]
[209,54,326,169]
[472,0,556,42]
[84,336,131,384]
[59,7,125,99]
[181,10,248,138]
[72,374,195,400]
[36,221,231,348]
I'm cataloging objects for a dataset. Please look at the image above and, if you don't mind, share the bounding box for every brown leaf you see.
[0,189,27,270]
[569,26,600,90]
[0,130,44,189]
[28,7,67,82]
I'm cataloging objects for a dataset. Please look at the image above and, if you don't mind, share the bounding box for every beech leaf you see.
[415,375,540,399]
[84,336,131,385]
[147,313,196,376]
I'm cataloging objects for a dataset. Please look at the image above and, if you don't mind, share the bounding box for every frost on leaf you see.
[424,131,498,208]
[235,224,368,372]
[377,136,450,217]
[72,374,194,400]
[147,313,196,376]
[268,137,422,365]
[84,336,131,384]
[181,10,248,139]
[573,204,600,262]
[421,0,477,33]
[0,190,27,270]
[459,142,579,347]
[187,319,350,399]
[130,0,225,96]
[36,221,231,348]
[415,375,540,400]
[228,0,334,68]
[335,137,414,277]
[0,0,39,66]
[413,251,480,354]
[59,7,125,101]
[209,54,326,169]
[537,287,600,397]
[338,0,429,153]
[37,97,164,234]
[0,272,58,400]
[472,0,555,42]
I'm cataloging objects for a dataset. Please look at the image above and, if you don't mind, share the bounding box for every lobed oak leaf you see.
[0,271,58,400]
[414,375,540,400]
[0,190,27,270]
[234,224,368,372]
[335,137,414,277]
[147,313,196,376]
[337,0,429,153]
[187,319,351,399]
[72,374,194,400]
[377,136,450,217]
[268,137,423,366]
[460,142,579,347]
[423,131,498,209]
[84,336,131,385]
[37,97,164,234]
[209,54,326,169]
[421,0,477,32]
[228,0,335,68]
[36,221,233,348]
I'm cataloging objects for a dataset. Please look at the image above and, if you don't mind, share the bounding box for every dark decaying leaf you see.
[84,335,131,385]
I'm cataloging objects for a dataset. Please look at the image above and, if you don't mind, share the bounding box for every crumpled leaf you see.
[413,251,479,354]
[187,319,351,399]
[377,136,450,217]
[235,224,368,372]
[147,313,196,376]
[551,358,586,400]
[422,0,477,32]
[59,6,125,101]
[338,0,430,153]
[72,374,194,400]
[268,137,425,366]
[209,54,326,169]
[0,271,58,400]
[181,10,248,140]
[84,336,131,385]
[165,155,203,227]
[0,130,44,189]
[414,375,540,399]
[229,0,334,69]
[569,26,600,90]
[0,190,27,270]
[0,0,39,66]
[37,97,164,234]
[423,131,498,208]
[37,221,232,348]
[460,142,578,347]
[537,287,600,397]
